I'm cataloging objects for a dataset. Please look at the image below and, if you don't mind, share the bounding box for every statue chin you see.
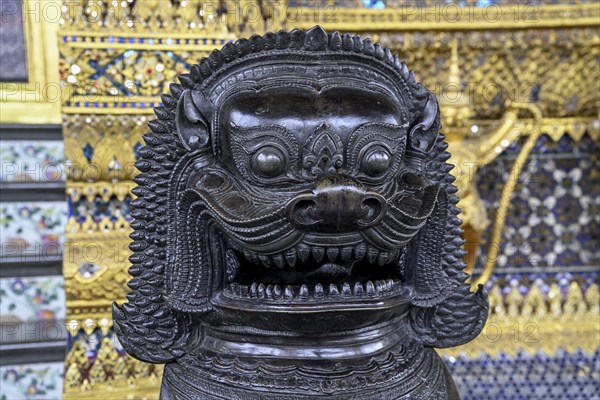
[113,26,488,400]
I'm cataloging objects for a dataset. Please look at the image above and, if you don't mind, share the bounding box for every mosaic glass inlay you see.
[473,134,600,272]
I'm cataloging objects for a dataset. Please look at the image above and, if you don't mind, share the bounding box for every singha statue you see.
[113,26,489,399]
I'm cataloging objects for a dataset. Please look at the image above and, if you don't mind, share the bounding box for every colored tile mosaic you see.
[0,276,66,323]
[0,362,64,400]
[473,134,599,272]
[443,349,600,400]
[486,270,600,299]
[69,196,132,223]
[68,327,124,359]
[0,202,68,257]
[60,48,198,102]
[0,141,65,183]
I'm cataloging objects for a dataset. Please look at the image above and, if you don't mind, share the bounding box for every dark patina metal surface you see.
[113,26,489,399]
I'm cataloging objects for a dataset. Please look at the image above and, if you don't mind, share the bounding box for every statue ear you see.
[408,93,440,154]
[176,90,211,151]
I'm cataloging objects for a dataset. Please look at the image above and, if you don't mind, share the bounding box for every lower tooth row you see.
[228,280,398,300]
[240,245,399,269]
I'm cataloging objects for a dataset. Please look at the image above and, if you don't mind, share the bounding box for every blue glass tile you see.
[133,142,142,160]
[82,143,94,162]
[443,349,600,399]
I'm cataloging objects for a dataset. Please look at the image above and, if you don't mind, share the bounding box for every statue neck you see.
[198,314,410,360]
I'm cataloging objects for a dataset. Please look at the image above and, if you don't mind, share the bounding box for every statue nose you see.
[287,175,386,232]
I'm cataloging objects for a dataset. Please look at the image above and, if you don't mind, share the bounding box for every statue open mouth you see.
[221,234,411,303]
[165,169,442,322]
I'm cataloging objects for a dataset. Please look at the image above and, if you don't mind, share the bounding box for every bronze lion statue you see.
[114,26,488,400]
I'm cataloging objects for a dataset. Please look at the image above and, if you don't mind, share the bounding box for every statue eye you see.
[362,148,391,176]
[251,147,285,177]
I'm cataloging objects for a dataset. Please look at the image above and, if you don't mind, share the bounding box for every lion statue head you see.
[114,26,488,399]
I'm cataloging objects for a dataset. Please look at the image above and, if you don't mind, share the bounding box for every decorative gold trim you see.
[67,181,136,202]
[440,282,600,358]
[285,4,600,32]
[64,216,131,319]
[64,338,163,400]
[59,31,235,51]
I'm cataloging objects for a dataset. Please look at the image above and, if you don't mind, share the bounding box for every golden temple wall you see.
[1,1,598,398]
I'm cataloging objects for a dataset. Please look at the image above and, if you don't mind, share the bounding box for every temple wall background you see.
[0,0,598,399]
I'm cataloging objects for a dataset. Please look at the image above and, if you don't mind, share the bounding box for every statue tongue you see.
[306,262,353,282]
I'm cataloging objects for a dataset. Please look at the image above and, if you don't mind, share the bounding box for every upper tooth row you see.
[227,280,399,300]
[232,243,399,269]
